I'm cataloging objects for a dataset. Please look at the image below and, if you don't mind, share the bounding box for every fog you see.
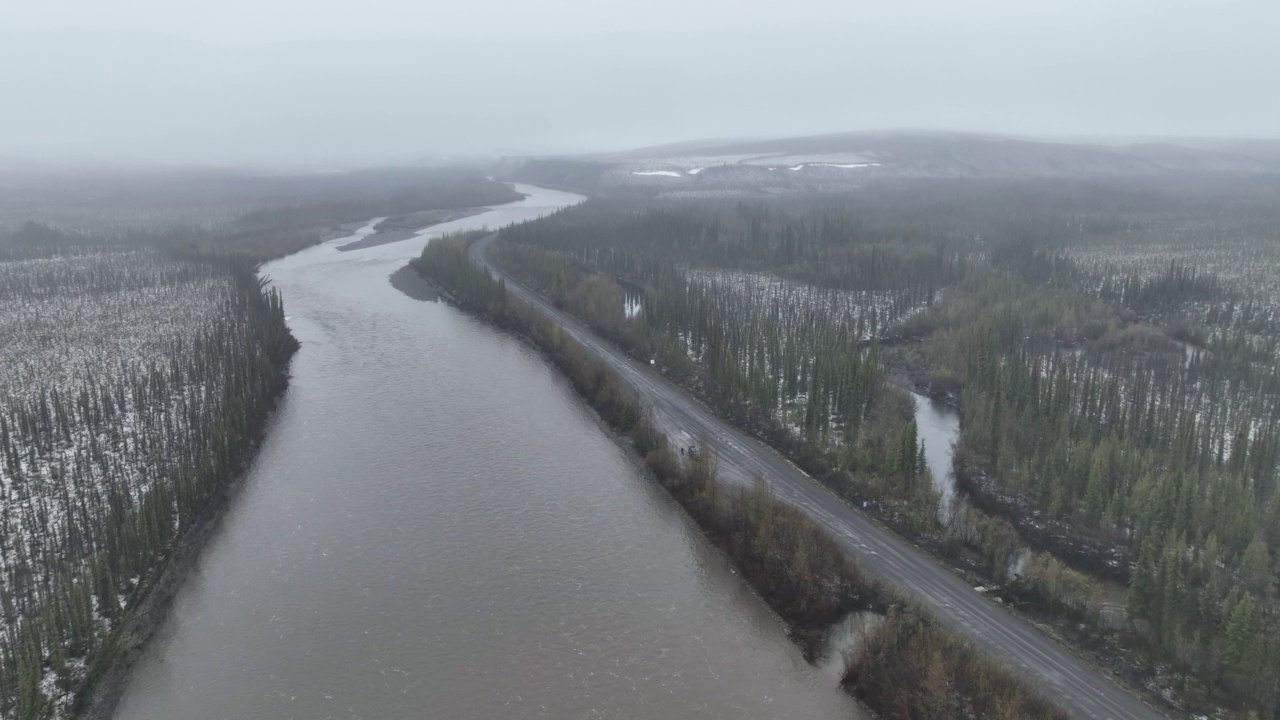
[4,0,1277,166]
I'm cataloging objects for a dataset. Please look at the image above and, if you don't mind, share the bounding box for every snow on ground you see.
[741,153,880,168]
[685,267,931,341]
[1063,229,1280,459]
[0,253,231,402]
[0,248,234,716]
[667,267,931,446]
[788,162,881,171]
[629,154,765,168]
[611,153,887,186]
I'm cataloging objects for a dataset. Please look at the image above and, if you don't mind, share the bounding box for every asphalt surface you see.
[470,233,1165,720]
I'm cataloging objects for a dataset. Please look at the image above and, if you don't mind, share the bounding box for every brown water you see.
[115,186,867,720]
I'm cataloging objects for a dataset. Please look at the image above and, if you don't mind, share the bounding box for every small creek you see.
[911,391,962,523]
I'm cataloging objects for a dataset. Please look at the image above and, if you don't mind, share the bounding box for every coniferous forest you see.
[0,166,524,712]
[8,1,1280,717]
[0,241,296,718]
[0,167,527,719]
[488,175,1280,719]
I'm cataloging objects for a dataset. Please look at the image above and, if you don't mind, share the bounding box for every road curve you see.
[469,233,1165,720]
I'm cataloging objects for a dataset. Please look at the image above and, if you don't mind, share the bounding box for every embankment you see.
[410,232,1072,720]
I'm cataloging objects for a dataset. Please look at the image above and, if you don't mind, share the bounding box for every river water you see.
[115,185,866,720]
[912,392,962,523]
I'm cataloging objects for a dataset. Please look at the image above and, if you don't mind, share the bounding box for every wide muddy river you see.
[116,186,867,719]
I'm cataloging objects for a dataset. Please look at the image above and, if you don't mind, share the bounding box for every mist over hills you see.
[5,131,1280,227]
[503,131,1280,197]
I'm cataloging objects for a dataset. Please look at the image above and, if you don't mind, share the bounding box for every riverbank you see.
[412,232,1073,720]
[0,248,300,720]
[478,227,1187,717]
[63,265,301,720]
[337,208,489,251]
[114,185,883,720]
[74,394,290,719]
[75,211,470,716]
[400,249,878,658]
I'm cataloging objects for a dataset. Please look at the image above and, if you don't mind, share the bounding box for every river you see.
[114,185,867,719]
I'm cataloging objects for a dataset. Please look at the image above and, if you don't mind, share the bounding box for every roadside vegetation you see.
[493,222,940,532]
[485,175,1280,719]
[415,231,1073,720]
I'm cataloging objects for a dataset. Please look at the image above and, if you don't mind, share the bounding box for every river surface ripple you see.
[115,185,866,720]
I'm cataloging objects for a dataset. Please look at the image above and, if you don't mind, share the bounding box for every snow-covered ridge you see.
[788,162,881,171]
[611,151,885,187]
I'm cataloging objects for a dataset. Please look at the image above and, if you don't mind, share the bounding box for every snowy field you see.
[610,151,888,188]
[685,267,932,342]
[1070,225,1280,319]
[1062,229,1280,458]
[0,252,232,401]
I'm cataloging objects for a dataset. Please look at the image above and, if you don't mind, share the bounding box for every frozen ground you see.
[0,248,234,716]
[0,252,230,402]
[685,267,932,342]
[606,151,887,189]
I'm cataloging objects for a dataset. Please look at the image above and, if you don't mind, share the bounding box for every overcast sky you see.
[3,0,1277,167]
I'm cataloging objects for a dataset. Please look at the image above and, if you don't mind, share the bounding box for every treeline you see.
[500,199,963,292]
[488,235,938,530]
[0,224,88,261]
[210,176,521,262]
[0,245,297,718]
[1,173,522,264]
[493,175,1280,717]
[414,232,1071,720]
[416,233,637,430]
[0,166,523,246]
[229,174,520,231]
[895,225,1280,713]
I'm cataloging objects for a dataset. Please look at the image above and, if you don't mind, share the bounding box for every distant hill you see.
[506,131,1280,196]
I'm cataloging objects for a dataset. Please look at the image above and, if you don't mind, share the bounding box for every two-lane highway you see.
[469,232,1165,720]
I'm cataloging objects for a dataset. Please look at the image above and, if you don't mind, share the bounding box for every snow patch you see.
[789,163,881,171]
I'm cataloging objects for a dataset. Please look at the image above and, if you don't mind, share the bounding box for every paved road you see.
[470,233,1165,720]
